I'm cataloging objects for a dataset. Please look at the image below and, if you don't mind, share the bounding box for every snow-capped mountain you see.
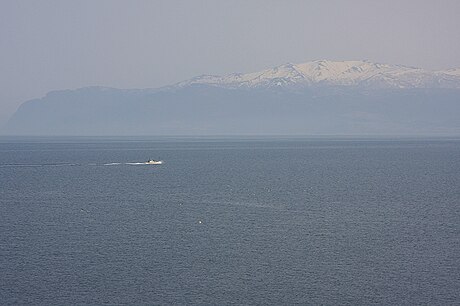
[176,60,460,89]
[4,59,460,136]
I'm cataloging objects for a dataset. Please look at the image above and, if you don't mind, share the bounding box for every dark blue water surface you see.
[1,137,459,305]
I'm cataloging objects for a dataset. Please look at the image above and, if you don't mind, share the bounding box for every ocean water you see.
[0,137,459,305]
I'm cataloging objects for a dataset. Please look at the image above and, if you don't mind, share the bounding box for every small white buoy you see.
[198,220,202,224]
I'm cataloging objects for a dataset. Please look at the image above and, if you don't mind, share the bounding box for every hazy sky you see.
[1,0,460,125]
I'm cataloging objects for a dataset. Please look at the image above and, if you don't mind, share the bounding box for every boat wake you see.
[1,161,162,167]
[104,162,162,166]
[0,163,78,168]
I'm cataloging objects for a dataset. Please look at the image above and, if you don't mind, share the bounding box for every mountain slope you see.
[3,60,460,136]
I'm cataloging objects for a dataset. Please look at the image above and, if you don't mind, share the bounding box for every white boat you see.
[145,159,163,165]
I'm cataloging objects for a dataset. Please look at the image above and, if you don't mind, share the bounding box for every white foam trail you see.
[104,162,150,166]
[53,163,78,167]
[1,162,160,167]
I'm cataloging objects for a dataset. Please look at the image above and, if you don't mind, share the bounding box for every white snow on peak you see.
[175,60,460,89]
[439,68,460,77]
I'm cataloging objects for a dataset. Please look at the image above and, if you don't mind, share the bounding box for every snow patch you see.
[175,60,460,90]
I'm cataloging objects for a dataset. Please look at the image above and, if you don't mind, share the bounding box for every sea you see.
[0,136,459,305]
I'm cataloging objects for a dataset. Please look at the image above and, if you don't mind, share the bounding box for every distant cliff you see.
[4,60,460,136]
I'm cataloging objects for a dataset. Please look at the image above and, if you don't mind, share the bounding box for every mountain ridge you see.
[3,59,460,136]
[174,60,460,90]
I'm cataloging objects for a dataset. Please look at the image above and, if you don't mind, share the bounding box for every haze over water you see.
[1,137,459,304]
